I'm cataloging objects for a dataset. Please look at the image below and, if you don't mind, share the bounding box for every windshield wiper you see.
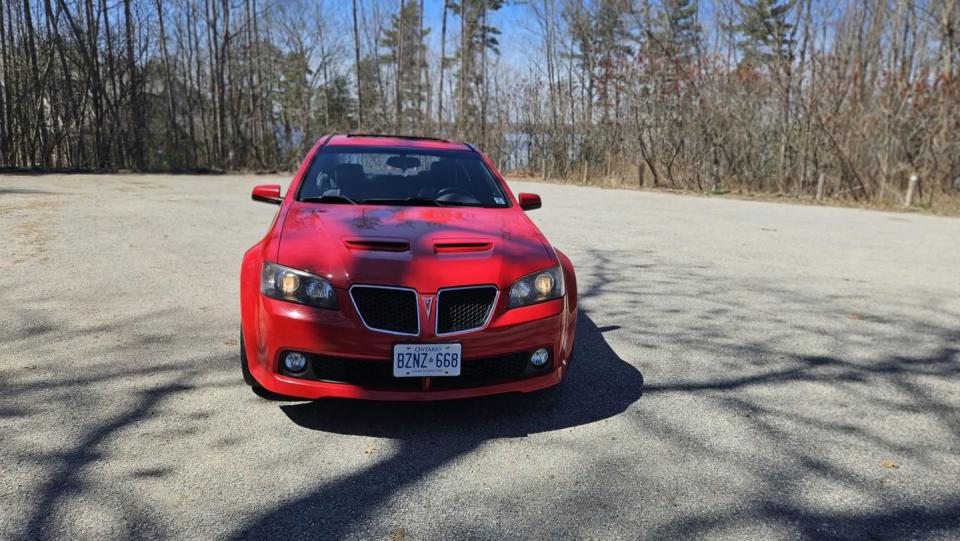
[300,194,358,205]
[427,200,488,207]
[358,197,443,207]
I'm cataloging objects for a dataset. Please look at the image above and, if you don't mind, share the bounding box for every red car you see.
[240,134,577,400]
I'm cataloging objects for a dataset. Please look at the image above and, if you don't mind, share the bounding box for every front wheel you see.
[240,331,260,388]
[240,331,296,400]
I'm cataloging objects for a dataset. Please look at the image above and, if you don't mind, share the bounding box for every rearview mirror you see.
[518,193,542,211]
[252,184,282,205]
[386,155,421,171]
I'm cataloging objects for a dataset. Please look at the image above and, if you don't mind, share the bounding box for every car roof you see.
[322,134,474,152]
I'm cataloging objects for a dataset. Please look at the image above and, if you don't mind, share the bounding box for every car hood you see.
[275,204,556,291]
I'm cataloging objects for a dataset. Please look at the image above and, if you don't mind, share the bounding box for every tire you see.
[240,331,260,388]
[240,331,296,401]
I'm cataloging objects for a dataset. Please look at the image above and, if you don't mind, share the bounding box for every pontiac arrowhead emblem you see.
[423,295,434,317]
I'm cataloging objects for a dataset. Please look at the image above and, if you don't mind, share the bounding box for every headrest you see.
[334,163,365,185]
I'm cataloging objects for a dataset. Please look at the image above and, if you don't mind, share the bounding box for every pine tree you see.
[381,1,430,131]
[726,0,796,65]
[451,0,504,142]
[323,75,358,132]
[563,0,632,122]
[594,0,632,121]
[649,0,701,65]
[356,56,387,131]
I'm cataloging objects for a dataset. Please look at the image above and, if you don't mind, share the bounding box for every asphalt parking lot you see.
[1,174,959,540]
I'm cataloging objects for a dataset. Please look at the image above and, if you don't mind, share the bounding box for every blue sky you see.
[418,1,542,69]
[410,0,725,70]
[352,0,840,74]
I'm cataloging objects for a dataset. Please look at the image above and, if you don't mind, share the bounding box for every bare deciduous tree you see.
[0,0,956,208]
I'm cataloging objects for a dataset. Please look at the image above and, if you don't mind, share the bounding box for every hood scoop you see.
[433,239,494,255]
[343,238,411,253]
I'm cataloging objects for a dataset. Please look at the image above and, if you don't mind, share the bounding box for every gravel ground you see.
[1,174,959,540]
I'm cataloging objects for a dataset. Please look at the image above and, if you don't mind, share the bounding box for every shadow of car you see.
[231,312,644,540]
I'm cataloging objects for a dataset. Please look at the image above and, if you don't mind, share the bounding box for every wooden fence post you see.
[816,173,825,201]
[904,174,919,207]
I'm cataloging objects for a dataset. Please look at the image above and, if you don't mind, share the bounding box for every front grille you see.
[305,354,419,389]
[288,350,550,390]
[436,286,498,335]
[350,285,419,335]
[431,351,552,389]
[461,351,529,380]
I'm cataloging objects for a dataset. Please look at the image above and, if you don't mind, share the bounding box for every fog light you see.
[283,352,307,373]
[530,348,550,367]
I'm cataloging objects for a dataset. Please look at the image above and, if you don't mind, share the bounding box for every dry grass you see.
[1,198,60,266]
[507,173,960,217]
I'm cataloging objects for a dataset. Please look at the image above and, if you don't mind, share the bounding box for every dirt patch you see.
[507,175,960,217]
[1,197,63,267]
[115,180,166,192]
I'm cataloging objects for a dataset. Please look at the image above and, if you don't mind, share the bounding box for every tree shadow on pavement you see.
[561,247,960,540]
[229,311,644,540]
[6,207,960,540]
[0,302,238,541]
[230,243,960,539]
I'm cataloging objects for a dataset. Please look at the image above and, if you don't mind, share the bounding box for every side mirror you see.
[252,184,282,205]
[518,193,542,211]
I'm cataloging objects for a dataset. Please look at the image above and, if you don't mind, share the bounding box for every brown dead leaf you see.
[881,459,899,469]
[389,528,406,541]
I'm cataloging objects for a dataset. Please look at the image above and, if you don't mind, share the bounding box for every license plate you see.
[393,343,462,377]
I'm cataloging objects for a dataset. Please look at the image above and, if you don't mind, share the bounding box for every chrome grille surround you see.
[349,284,421,336]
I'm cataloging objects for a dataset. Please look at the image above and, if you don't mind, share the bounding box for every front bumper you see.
[243,292,574,401]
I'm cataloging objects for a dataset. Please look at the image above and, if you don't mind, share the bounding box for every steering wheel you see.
[434,187,474,199]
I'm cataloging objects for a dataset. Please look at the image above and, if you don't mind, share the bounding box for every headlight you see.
[508,265,564,308]
[261,262,338,309]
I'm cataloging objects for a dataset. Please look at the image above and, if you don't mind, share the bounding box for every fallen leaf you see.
[389,527,406,541]
[881,459,899,469]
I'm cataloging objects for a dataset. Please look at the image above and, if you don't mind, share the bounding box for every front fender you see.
[240,243,267,373]
[556,249,578,366]
[557,249,577,314]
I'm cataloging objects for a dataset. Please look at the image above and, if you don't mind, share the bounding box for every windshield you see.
[297,146,509,207]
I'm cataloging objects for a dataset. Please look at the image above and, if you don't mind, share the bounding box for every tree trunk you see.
[84,0,107,168]
[23,0,48,166]
[438,0,448,133]
[458,2,466,137]
[124,0,144,169]
[0,0,9,166]
[395,0,404,133]
[353,0,363,130]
